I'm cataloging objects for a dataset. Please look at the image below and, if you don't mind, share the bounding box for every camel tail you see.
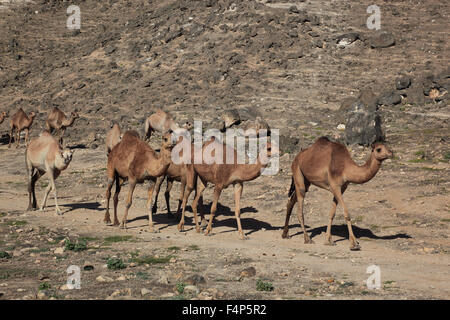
[288,177,295,198]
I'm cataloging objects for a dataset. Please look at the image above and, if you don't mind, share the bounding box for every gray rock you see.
[369,32,395,48]
[378,90,402,106]
[183,285,199,295]
[344,89,384,146]
[184,274,206,286]
[396,76,411,90]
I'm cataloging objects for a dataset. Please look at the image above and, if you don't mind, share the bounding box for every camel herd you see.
[0,107,393,250]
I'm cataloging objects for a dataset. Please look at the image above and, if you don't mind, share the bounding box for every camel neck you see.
[346,153,381,184]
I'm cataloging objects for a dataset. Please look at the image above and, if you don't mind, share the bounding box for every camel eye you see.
[376,148,381,152]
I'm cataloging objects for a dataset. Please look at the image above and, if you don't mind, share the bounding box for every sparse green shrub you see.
[176,282,186,294]
[64,238,87,252]
[39,282,51,291]
[107,257,126,270]
[0,251,11,259]
[256,280,274,292]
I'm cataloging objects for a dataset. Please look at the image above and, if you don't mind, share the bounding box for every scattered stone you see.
[396,76,412,90]
[141,288,151,296]
[369,32,395,48]
[37,291,47,300]
[184,285,199,295]
[54,247,64,255]
[96,275,114,283]
[184,274,206,286]
[378,90,402,106]
[337,124,346,131]
[240,266,256,278]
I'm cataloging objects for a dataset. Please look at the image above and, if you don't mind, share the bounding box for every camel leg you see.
[324,197,338,245]
[40,184,53,212]
[191,179,206,233]
[164,178,175,219]
[15,129,20,148]
[146,180,159,233]
[27,168,39,211]
[104,175,114,224]
[177,168,196,232]
[292,170,313,244]
[24,128,29,146]
[204,185,222,237]
[8,127,13,148]
[175,180,185,218]
[198,195,206,228]
[332,185,360,250]
[152,175,164,214]
[47,168,62,215]
[282,192,297,239]
[121,180,136,230]
[112,177,122,226]
[234,182,247,240]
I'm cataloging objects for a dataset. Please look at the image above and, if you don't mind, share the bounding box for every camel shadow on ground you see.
[60,201,103,213]
[289,224,412,242]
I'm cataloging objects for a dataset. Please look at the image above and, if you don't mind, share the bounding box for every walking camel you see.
[45,107,79,145]
[26,131,74,215]
[9,108,36,148]
[177,137,279,240]
[144,109,192,141]
[104,130,175,232]
[106,123,122,155]
[282,137,392,250]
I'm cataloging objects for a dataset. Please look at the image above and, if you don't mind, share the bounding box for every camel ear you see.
[371,142,376,150]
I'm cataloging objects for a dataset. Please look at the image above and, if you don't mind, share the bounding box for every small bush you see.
[107,257,126,270]
[256,280,274,292]
[64,238,87,252]
[0,251,11,259]
[176,282,186,294]
[131,255,172,265]
[39,282,51,291]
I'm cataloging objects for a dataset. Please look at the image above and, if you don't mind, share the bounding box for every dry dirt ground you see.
[0,0,449,300]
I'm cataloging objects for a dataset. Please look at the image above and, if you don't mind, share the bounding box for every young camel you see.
[106,123,122,155]
[144,109,192,141]
[282,137,392,250]
[177,137,279,240]
[45,107,79,144]
[104,130,175,232]
[0,111,7,125]
[26,131,74,215]
[9,108,36,148]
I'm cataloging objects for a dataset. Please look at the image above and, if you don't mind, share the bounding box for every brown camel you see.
[45,107,79,144]
[282,136,392,250]
[9,108,36,148]
[0,111,7,125]
[144,109,192,141]
[177,137,279,239]
[26,131,74,215]
[104,130,175,232]
[106,123,122,155]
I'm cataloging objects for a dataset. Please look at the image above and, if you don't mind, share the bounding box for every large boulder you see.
[344,89,384,146]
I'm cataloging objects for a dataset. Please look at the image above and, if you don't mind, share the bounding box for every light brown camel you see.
[177,137,279,239]
[45,107,79,144]
[144,109,192,141]
[104,130,175,232]
[9,108,36,148]
[151,139,204,220]
[106,123,122,155]
[282,136,392,250]
[26,131,74,215]
[0,111,7,125]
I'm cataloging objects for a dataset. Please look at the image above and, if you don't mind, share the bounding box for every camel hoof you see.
[149,227,160,233]
[281,231,289,239]
[177,224,184,232]
[304,239,315,244]
[55,211,63,216]
[324,240,336,246]
[350,243,361,251]
[239,235,249,240]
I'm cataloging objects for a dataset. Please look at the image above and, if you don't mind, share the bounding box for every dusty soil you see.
[0,0,449,300]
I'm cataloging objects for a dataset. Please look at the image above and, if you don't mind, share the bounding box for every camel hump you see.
[123,130,140,139]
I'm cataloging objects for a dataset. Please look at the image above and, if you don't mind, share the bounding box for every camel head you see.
[182,121,193,131]
[70,111,79,120]
[1,111,7,117]
[28,111,36,119]
[161,129,176,151]
[371,142,393,162]
[55,149,74,170]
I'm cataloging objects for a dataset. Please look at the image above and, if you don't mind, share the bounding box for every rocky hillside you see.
[0,0,448,151]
